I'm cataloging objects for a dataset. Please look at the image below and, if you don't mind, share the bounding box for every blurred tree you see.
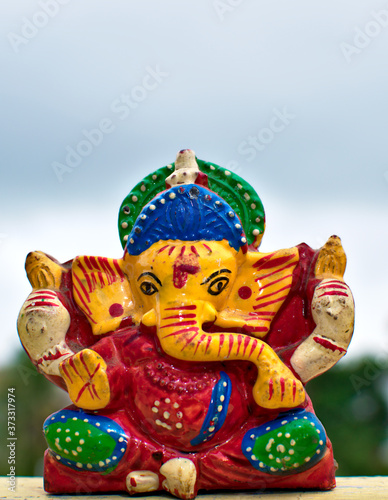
[0,349,69,476]
[308,357,388,476]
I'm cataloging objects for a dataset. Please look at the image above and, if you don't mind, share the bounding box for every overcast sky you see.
[1,1,388,368]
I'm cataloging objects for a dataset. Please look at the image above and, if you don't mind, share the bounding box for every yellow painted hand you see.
[254,356,305,409]
[59,349,110,410]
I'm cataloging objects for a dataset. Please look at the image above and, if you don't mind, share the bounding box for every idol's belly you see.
[131,358,251,451]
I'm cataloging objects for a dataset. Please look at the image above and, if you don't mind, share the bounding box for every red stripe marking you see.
[90,383,100,399]
[112,259,125,280]
[245,325,269,333]
[76,383,90,403]
[162,327,199,339]
[243,336,251,356]
[257,343,264,360]
[25,301,59,309]
[97,258,111,283]
[249,338,258,357]
[160,320,197,329]
[205,335,212,354]
[78,261,93,292]
[87,385,95,400]
[33,290,56,297]
[162,314,196,320]
[256,274,292,289]
[90,363,101,380]
[69,356,81,378]
[191,245,199,256]
[83,311,97,324]
[165,305,197,311]
[203,244,212,253]
[318,283,348,291]
[80,355,97,380]
[97,271,105,288]
[218,334,225,356]
[228,334,234,358]
[324,280,345,285]
[72,284,94,317]
[180,246,186,256]
[255,253,296,271]
[98,258,114,285]
[318,291,348,298]
[42,350,64,362]
[256,262,297,281]
[255,284,292,302]
[181,332,200,351]
[313,336,346,353]
[61,363,73,383]
[194,334,207,355]
[268,379,273,400]
[236,334,243,356]
[90,273,98,290]
[89,256,101,271]
[249,311,275,317]
[253,295,289,310]
[168,246,176,255]
[253,251,277,269]
[84,256,94,271]
[280,377,285,401]
[26,295,58,302]
[158,245,169,254]
[73,274,91,302]
[293,380,296,402]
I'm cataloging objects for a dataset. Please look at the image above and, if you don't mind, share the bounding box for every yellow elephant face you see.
[123,239,242,314]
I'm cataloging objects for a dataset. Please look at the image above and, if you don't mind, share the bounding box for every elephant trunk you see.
[144,301,305,409]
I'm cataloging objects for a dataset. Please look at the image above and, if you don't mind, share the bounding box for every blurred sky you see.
[1,0,388,367]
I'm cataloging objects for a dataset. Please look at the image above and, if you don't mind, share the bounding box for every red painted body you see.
[39,243,337,495]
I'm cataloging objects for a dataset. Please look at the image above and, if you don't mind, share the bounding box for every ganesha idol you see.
[17,149,354,498]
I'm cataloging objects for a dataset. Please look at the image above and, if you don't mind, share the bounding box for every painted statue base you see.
[18,150,353,499]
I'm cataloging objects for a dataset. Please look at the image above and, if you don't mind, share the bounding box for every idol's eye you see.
[137,272,161,296]
[207,276,229,296]
[140,281,158,296]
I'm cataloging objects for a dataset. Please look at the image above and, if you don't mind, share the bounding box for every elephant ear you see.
[215,247,299,337]
[72,256,137,335]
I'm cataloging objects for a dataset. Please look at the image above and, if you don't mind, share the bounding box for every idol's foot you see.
[160,458,197,500]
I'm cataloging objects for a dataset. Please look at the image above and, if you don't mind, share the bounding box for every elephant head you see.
[71,154,305,409]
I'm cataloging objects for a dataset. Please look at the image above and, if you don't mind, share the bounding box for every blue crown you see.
[125,184,247,255]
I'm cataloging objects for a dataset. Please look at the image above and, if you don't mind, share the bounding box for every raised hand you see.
[17,289,73,376]
[291,278,354,383]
